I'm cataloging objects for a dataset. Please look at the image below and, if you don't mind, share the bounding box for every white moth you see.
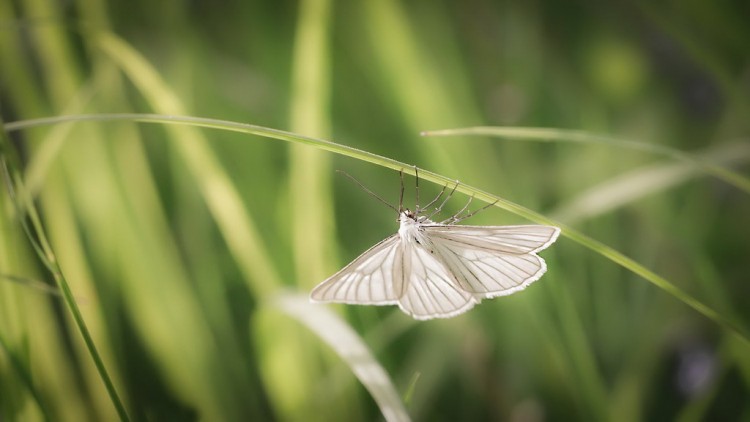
[310,171,560,320]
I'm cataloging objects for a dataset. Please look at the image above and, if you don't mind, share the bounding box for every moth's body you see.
[398,211,437,251]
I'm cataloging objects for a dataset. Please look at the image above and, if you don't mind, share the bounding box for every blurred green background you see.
[1,0,749,420]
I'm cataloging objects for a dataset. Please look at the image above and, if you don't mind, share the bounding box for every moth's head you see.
[399,209,417,222]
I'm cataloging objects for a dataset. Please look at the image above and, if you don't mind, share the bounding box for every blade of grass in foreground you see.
[94,34,313,419]
[422,127,750,195]
[5,114,749,347]
[0,122,130,422]
[274,292,411,422]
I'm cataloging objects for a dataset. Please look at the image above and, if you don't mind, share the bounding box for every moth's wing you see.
[425,225,560,254]
[425,225,560,298]
[310,235,404,304]
[396,242,477,320]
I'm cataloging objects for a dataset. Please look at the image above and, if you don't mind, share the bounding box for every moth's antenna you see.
[336,170,400,214]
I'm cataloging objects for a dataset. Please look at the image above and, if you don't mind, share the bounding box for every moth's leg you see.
[427,180,459,221]
[442,195,474,224]
[419,184,446,216]
[450,199,499,223]
[399,169,405,213]
[414,166,420,213]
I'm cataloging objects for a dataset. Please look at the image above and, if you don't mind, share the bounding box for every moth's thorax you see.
[398,211,435,245]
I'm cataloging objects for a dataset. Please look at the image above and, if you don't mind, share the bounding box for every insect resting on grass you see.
[310,169,560,320]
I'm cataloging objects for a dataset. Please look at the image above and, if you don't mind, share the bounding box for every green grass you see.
[1,1,749,421]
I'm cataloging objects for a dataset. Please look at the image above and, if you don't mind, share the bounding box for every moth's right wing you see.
[424,224,560,254]
[425,225,560,298]
[310,235,405,304]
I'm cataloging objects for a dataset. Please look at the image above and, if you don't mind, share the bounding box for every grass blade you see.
[274,292,411,422]
[0,121,130,421]
[422,126,750,194]
[551,142,750,223]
